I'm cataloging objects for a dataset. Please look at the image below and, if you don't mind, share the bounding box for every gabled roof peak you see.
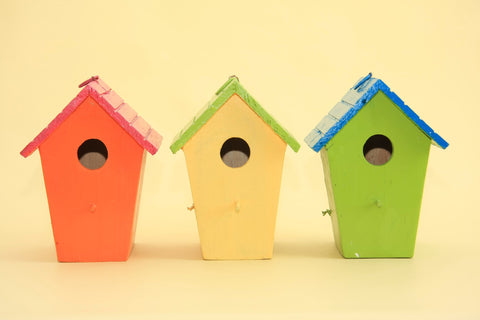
[170,77,300,154]
[20,76,162,157]
[305,73,449,152]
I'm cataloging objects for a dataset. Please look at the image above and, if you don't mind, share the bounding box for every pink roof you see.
[20,77,162,157]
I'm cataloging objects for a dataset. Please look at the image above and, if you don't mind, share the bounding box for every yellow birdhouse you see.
[170,77,300,260]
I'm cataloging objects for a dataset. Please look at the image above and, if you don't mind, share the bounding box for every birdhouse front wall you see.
[38,96,146,262]
[182,94,287,260]
[322,91,431,258]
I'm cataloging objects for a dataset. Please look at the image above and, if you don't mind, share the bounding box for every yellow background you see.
[1,0,479,318]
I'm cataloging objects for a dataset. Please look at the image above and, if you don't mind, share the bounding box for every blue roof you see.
[305,73,449,152]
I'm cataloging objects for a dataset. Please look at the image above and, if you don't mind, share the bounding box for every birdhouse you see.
[20,76,162,262]
[170,76,300,260]
[304,73,448,258]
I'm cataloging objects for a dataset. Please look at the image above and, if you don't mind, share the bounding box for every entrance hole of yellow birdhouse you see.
[220,137,250,168]
[77,138,108,170]
[363,134,393,166]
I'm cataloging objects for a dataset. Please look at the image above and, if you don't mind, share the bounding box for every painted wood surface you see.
[323,91,431,258]
[183,94,287,260]
[39,96,147,262]
[21,77,161,262]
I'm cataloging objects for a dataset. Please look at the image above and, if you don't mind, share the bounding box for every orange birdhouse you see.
[21,76,162,262]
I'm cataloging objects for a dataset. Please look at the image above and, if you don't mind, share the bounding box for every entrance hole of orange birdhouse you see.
[220,137,250,168]
[77,139,108,170]
[363,134,393,166]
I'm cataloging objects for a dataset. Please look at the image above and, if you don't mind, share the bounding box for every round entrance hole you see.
[220,137,250,168]
[363,134,393,166]
[77,139,108,170]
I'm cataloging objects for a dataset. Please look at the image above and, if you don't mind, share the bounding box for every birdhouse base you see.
[334,240,415,259]
[201,252,273,261]
[56,247,134,263]
[199,237,274,260]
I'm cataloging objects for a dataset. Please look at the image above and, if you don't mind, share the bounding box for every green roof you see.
[170,77,300,154]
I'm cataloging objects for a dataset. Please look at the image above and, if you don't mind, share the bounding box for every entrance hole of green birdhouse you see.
[220,137,250,168]
[363,134,393,166]
[77,139,108,170]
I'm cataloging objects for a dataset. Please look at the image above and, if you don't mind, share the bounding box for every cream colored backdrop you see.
[1,0,478,319]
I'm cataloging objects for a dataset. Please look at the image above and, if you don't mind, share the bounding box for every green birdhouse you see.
[305,73,448,258]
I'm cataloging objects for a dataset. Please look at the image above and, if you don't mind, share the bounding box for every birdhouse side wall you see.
[130,150,147,246]
[324,91,431,258]
[320,148,343,255]
[182,94,287,260]
[38,96,146,262]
